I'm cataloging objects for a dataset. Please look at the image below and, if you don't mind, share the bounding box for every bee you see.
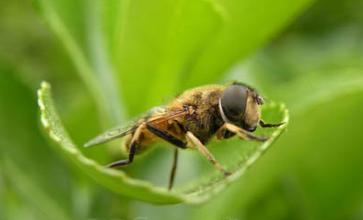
[84,82,283,190]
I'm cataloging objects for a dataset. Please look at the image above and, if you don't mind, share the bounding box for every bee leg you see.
[186,131,231,176]
[145,123,187,189]
[107,142,136,167]
[168,148,179,190]
[259,120,284,128]
[146,123,187,149]
[215,127,235,140]
[107,123,145,168]
[224,123,268,142]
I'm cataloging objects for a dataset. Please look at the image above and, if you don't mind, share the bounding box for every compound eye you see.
[220,85,248,121]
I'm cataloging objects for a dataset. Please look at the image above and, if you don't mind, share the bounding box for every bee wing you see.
[146,107,188,125]
[83,125,135,148]
[84,107,188,148]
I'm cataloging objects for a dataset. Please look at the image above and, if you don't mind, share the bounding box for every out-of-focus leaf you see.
[1,159,71,220]
[235,27,363,94]
[110,0,313,114]
[37,81,288,204]
[274,70,363,113]
[34,0,123,126]
[183,0,314,87]
[34,0,313,117]
[0,70,75,219]
[112,0,223,113]
[287,0,363,35]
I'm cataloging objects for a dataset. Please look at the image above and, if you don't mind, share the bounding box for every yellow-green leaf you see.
[37,81,288,204]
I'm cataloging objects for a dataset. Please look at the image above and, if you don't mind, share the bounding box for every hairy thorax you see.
[168,85,225,143]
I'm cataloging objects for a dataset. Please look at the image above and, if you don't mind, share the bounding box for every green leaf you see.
[34,0,313,117]
[37,81,288,204]
[35,0,124,126]
[183,0,314,87]
[110,0,313,114]
[2,159,71,220]
[111,0,224,114]
[0,70,75,219]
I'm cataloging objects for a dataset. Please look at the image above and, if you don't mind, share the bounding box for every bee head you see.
[219,83,264,132]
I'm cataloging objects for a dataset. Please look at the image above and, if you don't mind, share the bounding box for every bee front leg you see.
[224,123,268,142]
[107,123,145,168]
[215,126,235,140]
[259,120,284,128]
[186,131,231,176]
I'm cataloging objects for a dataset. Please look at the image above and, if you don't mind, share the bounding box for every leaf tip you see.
[41,80,51,89]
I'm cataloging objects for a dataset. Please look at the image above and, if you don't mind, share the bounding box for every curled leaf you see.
[37,81,288,204]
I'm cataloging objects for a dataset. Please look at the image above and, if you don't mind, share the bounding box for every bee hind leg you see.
[186,131,231,176]
[107,123,146,168]
[145,123,187,189]
[107,141,136,167]
[168,148,179,190]
[146,123,187,149]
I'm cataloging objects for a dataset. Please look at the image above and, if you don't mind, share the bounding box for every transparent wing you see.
[84,106,188,148]
[83,125,135,148]
[146,107,188,125]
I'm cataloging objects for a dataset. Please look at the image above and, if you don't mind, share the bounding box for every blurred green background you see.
[1,0,363,219]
